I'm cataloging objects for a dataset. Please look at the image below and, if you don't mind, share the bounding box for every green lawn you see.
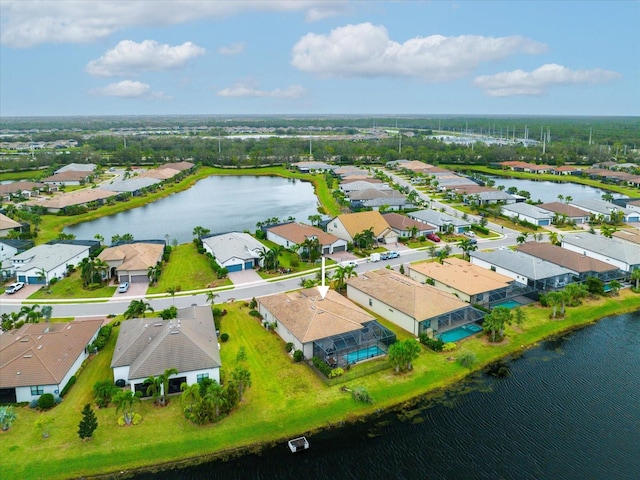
[28,272,116,299]
[147,243,229,294]
[2,290,639,479]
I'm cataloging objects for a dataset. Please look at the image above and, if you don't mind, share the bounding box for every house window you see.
[31,386,44,395]
[490,266,496,272]
[196,374,209,384]
[369,298,373,307]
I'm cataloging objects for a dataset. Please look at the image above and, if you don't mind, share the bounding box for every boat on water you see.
[287,436,310,453]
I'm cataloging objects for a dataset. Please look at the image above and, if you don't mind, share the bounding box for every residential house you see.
[501,203,554,226]
[42,171,92,186]
[292,161,337,173]
[98,242,165,283]
[568,199,640,223]
[407,209,471,234]
[327,211,397,244]
[516,242,622,282]
[469,249,575,291]
[551,165,582,176]
[340,181,393,194]
[266,222,347,255]
[407,257,524,306]
[158,161,194,172]
[537,202,591,224]
[0,213,23,237]
[612,229,640,246]
[9,243,91,284]
[111,306,221,396]
[101,177,162,195]
[349,189,412,211]
[257,288,396,367]
[0,238,32,269]
[139,168,180,181]
[0,319,103,403]
[464,189,517,206]
[54,163,96,174]
[382,213,437,238]
[561,234,640,273]
[346,268,485,337]
[624,199,640,215]
[202,232,265,272]
[0,181,47,200]
[27,189,118,214]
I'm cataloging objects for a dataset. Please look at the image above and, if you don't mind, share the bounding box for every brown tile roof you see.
[111,306,221,380]
[42,171,91,182]
[0,319,103,388]
[516,242,617,273]
[138,168,180,180]
[340,177,382,184]
[28,189,118,209]
[553,166,581,172]
[0,181,46,196]
[347,269,469,320]
[334,211,392,238]
[399,161,434,172]
[158,161,194,171]
[611,229,640,245]
[538,202,590,218]
[258,288,374,343]
[0,213,22,230]
[267,222,341,246]
[98,243,164,272]
[408,257,512,295]
[382,212,436,232]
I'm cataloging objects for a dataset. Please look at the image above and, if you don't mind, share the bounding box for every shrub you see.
[457,351,477,369]
[419,335,444,352]
[38,393,55,410]
[249,309,262,318]
[293,350,304,363]
[311,356,331,375]
[471,224,489,235]
[158,306,178,320]
[49,277,58,285]
[351,386,374,404]
[220,333,229,342]
[442,342,457,352]
[328,367,344,378]
[290,257,300,268]
[285,342,294,353]
[60,376,76,397]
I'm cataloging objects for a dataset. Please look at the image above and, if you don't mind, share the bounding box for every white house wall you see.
[470,257,529,285]
[561,242,630,272]
[326,219,353,242]
[15,384,59,403]
[113,365,130,384]
[259,304,308,358]
[407,270,472,303]
[347,285,418,335]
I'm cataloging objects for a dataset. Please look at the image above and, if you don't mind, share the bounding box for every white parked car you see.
[5,282,25,294]
[118,282,130,293]
[341,260,358,269]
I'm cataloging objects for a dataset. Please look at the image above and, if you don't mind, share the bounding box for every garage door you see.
[18,275,27,282]
[28,276,46,284]
[539,219,550,226]
[244,261,254,270]
[130,275,148,283]
[226,263,243,272]
[333,245,346,252]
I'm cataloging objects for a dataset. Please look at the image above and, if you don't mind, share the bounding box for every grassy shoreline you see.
[1,290,638,480]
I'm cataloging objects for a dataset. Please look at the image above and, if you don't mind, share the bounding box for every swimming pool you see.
[438,324,483,343]
[343,346,385,364]
[494,299,522,309]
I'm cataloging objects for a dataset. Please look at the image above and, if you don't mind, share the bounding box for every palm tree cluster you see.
[1,304,46,331]
[80,257,109,287]
[123,299,154,319]
[387,339,421,373]
[259,246,284,272]
[180,366,251,425]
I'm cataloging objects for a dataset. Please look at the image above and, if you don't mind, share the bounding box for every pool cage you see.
[312,320,396,368]
[423,305,486,336]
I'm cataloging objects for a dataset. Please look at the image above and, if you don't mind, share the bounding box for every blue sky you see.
[1,0,638,117]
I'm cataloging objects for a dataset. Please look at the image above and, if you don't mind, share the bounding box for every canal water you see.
[64,176,321,244]
[134,311,640,480]
[489,177,628,204]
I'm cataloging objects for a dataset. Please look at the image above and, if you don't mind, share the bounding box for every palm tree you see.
[113,390,141,425]
[147,262,162,285]
[206,290,218,306]
[332,264,357,292]
[144,376,163,405]
[516,231,530,245]
[436,245,452,264]
[546,291,564,319]
[483,306,513,342]
[231,367,252,402]
[307,214,322,227]
[192,226,211,240]
[159,367,179,405]
[608,280,621,296]
[123,299,154,319]
[458,239,477,261]
[20,304,42,324]
[205,381,226,418]
[166,287,177,305]
[180,382,201,408]
[631,269,640,289]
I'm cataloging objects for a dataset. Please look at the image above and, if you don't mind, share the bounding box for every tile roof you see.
[55,163,96,173]
[258,288,374,343]
[537,202,591,218]
[138,168,180,180]
[470,249,576,279]
[98,242,164,272]
[202,232,265,263]
[0,213,22,230]
[501,202,554,219]
[347,269,469,320]
[333,211,392,238]
[0,319,103,388]
[28,189,118,209]
[42,171,91,182]
[516,242,617,273]
[612,229,640,245]
[158,161,194,171]
[562,234,640,265]
[101,177,161,192]
[0,181,46,196]
[267,222,341,246]
[408,209,470,227]
[111,306,221,380]
[382,212,436,232]
[11,243,90,272]
[409,257,513,295]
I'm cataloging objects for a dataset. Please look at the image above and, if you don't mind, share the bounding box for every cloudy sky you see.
[1,0,638,117]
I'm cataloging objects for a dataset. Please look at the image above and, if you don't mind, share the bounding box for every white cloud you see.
[1,0,335,47]
[291,23,546,81]
[474,63,622,97]
[90,80,168,99]
[218,42,245,56]
[86,40,205,77]
[217,80,306,99]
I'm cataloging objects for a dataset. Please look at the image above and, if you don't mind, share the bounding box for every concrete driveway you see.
[227,269,263,285]
[2,283,41,300]
[111,282,148,300]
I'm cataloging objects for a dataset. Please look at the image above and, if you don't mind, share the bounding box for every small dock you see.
[287,436,310,453]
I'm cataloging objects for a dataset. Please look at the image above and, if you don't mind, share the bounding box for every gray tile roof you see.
[10,244,89,272]
[501,202,554,219]
[470,249,575,279]
[101,177,161,192]
[111,306,221,379]
[569,199,635,216]
[202,232,265,263]
[562,234,640,265]
[408,209,470,227]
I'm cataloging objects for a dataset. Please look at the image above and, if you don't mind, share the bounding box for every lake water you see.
[490,177,628,203]
[64,176,321,244]
[134,311,640,480]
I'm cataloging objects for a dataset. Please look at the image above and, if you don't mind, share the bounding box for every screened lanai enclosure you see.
[313,320,396,368]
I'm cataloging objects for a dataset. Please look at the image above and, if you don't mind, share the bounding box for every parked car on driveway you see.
[427,233,441,242]
[464,230,476,237]
[118,282,130,293]
[5,282,25,294]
